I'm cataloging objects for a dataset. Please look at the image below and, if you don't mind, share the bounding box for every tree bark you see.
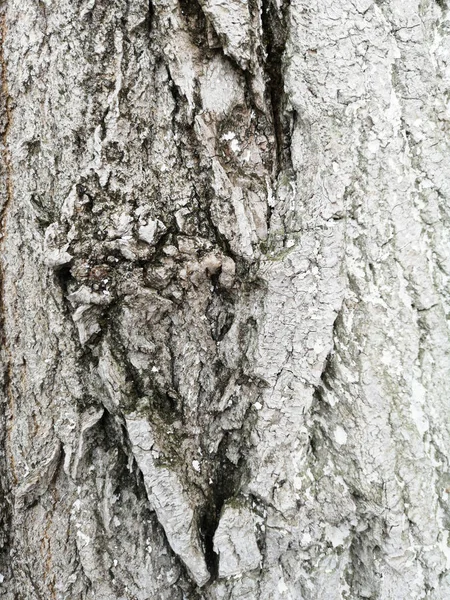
[1,0,450,598]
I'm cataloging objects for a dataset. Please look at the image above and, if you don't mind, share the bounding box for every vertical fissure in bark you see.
[199,508,219,581]
[309,307,343,458]
[261,0,292,175]
[147,0,154,34]
[199,431,245,582]
[54,263,75,299]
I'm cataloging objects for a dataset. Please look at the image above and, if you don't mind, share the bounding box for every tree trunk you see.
[1,0,450,598]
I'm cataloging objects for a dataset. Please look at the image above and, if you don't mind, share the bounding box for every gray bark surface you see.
[1,0,450,598]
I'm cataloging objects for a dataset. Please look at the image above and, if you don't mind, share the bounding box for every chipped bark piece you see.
[198,0,253,69]
[125,415,210,587]
[213,501,262,578]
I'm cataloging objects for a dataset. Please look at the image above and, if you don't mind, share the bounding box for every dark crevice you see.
[199,433,244,582]
[53,263,74,297]
[199,509,219,581]
[308,429,320,458]
[147,0,154,34]
[167,66,185,121]
[308,307,344,462]
[314,306,343,397]
[178,0,209,48]
[261,0,293,176]
[198,374,264,583]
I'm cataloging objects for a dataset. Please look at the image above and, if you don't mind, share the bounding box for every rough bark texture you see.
[1,0,450,598]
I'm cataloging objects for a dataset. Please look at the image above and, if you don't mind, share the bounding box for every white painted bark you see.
[1,0,450,598]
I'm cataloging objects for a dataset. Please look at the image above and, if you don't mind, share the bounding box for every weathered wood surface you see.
[1,1,450,598]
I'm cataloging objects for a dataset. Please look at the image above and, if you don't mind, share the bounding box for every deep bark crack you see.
[261,0,292,176]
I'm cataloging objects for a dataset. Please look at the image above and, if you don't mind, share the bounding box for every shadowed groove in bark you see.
[178,0,209,48]
[198,390,262,583]
[261,0,292,175]
[199,433,244,581]
[147,0,154,34]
